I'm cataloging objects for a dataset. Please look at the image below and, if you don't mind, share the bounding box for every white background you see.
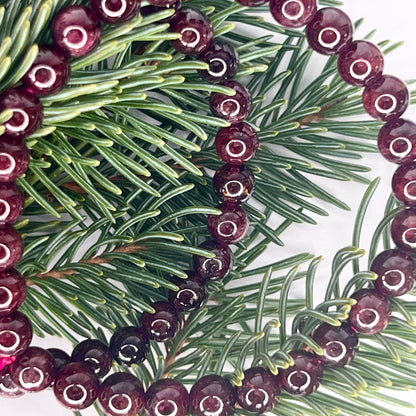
[3,1,416,415]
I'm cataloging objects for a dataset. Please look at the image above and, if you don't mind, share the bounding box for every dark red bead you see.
[99,372,145,416]
[0,366,24,398]
[71,339,112,378]
[338,40,384,87]
[198,40,239,84]
[141,301,180,342]
[371,249,416,297]
[148,0,178,6]
[52,5,102,57]
[0,269,27,316]
[109,326,149,366]
[391,207,416,252]
[168,273,208,312]
[312,322,359,368]
[306,7,353,55]
[0,311,32,357]
[145,378,190,416]
[54,362,99,410]
[348,288,392,334]
[270,0,317,28]
[0,137,30,182]
[47,348,71,370]
[392,161,416,206]
[207,202,249,244]
[190,375,236,416]
[0,87,43,139]
[236,367,280,413]
[0,224,24,271]
[215,123,259,165]
[90,0,141,23]
[210,81,253,124]
[0,182,25,225]
[363,75,409,121]
[213,164,256,203]
[170,8,213,56]
[378,119,416,164]
[10,347,55,392]
[23,45,71,96]
[280,350,323,396]
[140,0,182,21]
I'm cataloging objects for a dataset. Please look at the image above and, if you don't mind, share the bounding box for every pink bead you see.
[270,0,317,28]
[0,269,27,316]
[392,161,416,206]
[237,0,269,6]
[391,207,416,252]
[0,355,16,371]
[363,75,409,121]
[338,40,384,87]
[0,137,30,182]
[52,5,102,57]
[306,7,353,55]
[90,0,141,23]
[0,224,24,271]
[0,182,24,225]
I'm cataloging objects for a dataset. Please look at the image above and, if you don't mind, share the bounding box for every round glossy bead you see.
[141,301,180,342]
[306,7,353,55]
[140,0,182,22]
[0,269,27,316]
[145,378,190,416]
[378,119,416,164]
[0,366,24,398]
[237,0,269,5]
[215,123,259,165]
[348,288,392,334]
[47,348,71,370]
[170,8,213,56]
[109,326,149,366]
[363,75,409,121]
[0,311,32,357]
[0,182,25,225]
[52,5,102,57]
[236,367,280,413]
[168,273,208,312]
[99,372,145,416]
[280,350,323,396]
[207,202,249,244]
[312,322,359,368]
[392,161,416,206]
[338,40,384,87]
[0,88,43,139]
[0,225,24,272]
[0,137,30,183]
[10,347,55,392]
[190,375,236,416]
[90,0,141,23]
[213,164,256,203]
[210,81,253,124]
[391,207,416,252]
[71,339,112,378]
[193,240,234,281]
[198,40,239,84]
[371,249,416,297]
[54,362,99,410]
[23,45,71,96]
[270,0,317,28]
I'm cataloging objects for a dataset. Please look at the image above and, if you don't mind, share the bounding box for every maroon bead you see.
[140,0,182,21]
[71,339,113,378]
[371,249,416,297]
[0,182,25,225]
[47,348,71,370]
[312,322,359,368]
[23,45,71,96]
[236,367,280,413]
[198,40,239,84]
[213,164,256,203]
[392,161,416,206]
[0,225,24,271]
[109,326,149,366]
[0,269,27,316]
[270,0,317,28]
[190,375,236,416]
[306,7,353,55]
[215,123,259,165]
[391,207,416,252]
[0,311,32,357]
[148,0,178,6]
[338,40,384,87]
[0,87,43,139]
[141,301,180,342]
[54,362,99,410]
[0,137,30,182]
[52,5,102,57]
[363,75,409,121]
[280,350,323,396]
[145,378,190,416]
[210,81,253,124]
[348,288,392,334]
[170,8,213,56]
[10,347,55,392]
[0,366,24,398]
[168,273,208,312]
[207,202,249,245]
[90,0,141,23]
[99,372,145,416]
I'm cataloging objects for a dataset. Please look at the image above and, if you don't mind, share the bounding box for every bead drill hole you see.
[102,0,127,17]
[282,0,305,20]
[390,137,412,157]
[109,393,133,414]
[63,26,89,49]
[0,244,11,265]
[29,65,57,89]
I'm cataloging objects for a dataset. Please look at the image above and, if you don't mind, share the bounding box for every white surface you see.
[3,1,416,415]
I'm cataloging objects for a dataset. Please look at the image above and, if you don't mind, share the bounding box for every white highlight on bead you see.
[109,394,133,415]
[180,27,201,48]
[0,286,13,308]
[0,244,11,265]
[349,59,372,80]
[202,258,223,271]
[0,153,16,176]
[356,308,380,329]
[208,58,227,77]
[220,99,241,118]
[245,388,269,410]
[200,396,224,416]
[19,367,44,390]
[155,399,178,416]
[382,270,406,291]
[118,344,138,361]
[5,109,30,133]
[0,330,19,352]
[151,319,171,334]
[63,26,89,49]
[324,341,347,362]
[177,288,198,305]
[28,65,57,89]
[287,370,311,393]
[403,228,416,248]
[375,94,397,114]
[390,137,412,158]
[224,180,244,198]
[404,181,416,200]
[0,199,11,222]
[226,140,247,158]
[282,0,305,20]
[85,357,100,374]
[101,0,127,17]
[318,27,341,49]
[63,384,88,405]
[0,381,19,394]
[217,220,237,238]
